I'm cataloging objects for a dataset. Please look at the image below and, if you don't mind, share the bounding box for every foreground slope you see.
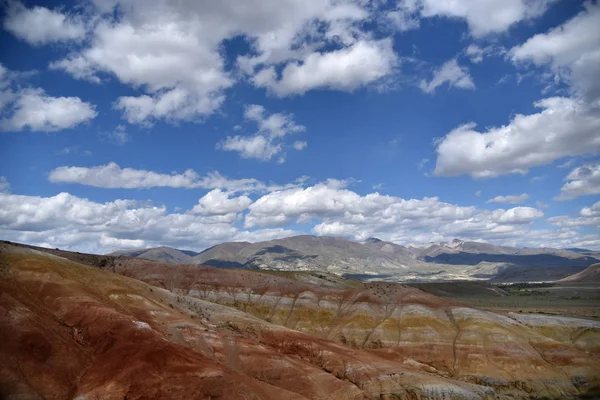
[2,241,600,399]
[0,243,497,399]
[560,263,600,282]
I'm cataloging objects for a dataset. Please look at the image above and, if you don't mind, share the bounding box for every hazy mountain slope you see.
[109,246,197,264]
[195,235,490,281]
[106,235,599,282]
[362,237,417,259]
[192,241,253,268]
[412,239,592,259]
[560,263,600,282]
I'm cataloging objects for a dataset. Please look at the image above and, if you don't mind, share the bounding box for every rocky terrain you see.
[2,241,600,399]
[110,235,600,283]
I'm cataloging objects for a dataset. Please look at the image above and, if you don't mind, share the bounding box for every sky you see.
[0,0,599,254]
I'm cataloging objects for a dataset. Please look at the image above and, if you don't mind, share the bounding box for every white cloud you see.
[3,1,86,45]
[252,39,397,96]
[464,44,505,64]
[2,179,597,251]
[511,2,600,102]
[244,104,305,138]
[0,63,96,133]
[51,16,234,125]
[0,177,10,193]
[419,58,475,94]
[58,146,92,156]
[434,3,600,180]
[244,180,547,245]
[0,191,296,253]
[386,0,421,32]
[47,162,306,194]
[48,0,391,123]
[293,141,308,151]
[558,159,575,169]
[530,175,546,182]
[557,163,600,200]
[465,44,485,63]
[49,163,203,189]
[102,125,130,146]
[1,88,97,132]
[417,158,429,169]
[419,0,559,37]
[188,189,252,216]
[218,104,306,162]
[548,201,600,229]
[434,97,600,178]
[536,201,550,209]
[487,193,529,204]
[218,135,282,161]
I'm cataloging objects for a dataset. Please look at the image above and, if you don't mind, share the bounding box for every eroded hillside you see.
[1,242,600,399]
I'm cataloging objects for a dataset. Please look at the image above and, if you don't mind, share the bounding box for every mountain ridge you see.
[107,235,600,282]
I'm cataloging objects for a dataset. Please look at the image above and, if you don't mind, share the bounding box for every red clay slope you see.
[1,243,509,399]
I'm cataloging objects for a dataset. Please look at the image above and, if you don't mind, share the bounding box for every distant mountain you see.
[560,263,600,282]
[108,236,600,282]
[362,237,417,259]
[108,246,198,264]
[413,239,597,269]
[564,247,593,253]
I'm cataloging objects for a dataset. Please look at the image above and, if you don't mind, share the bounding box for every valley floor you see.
[410,282,600,321]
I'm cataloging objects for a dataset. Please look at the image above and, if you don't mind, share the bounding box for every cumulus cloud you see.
[3,1,86,45]
[218,104,306,162]
[46,0,395,124]
[47,162,307,194]
[419,58,475,94]
[0,64,96,132]
[511,2,600,102]
[243,104,305,138]
[252,39,398,96]
[188,189,252,217]
[434,97,600,178]
[218,135,282,161]
[434,3,600,179]
[557,163,600,200]
[244,180,547,245]
[48,162,261,193]
[1,87,96,132]
[0,191,296,253]
[487,193,529,204]
[3,179,597,251]
[548,201,600,229]
[419,0,559,37]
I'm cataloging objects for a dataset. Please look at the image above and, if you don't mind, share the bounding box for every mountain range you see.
[108,235,600,282]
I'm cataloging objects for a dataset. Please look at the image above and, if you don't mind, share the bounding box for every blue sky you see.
[0,0,599,253]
